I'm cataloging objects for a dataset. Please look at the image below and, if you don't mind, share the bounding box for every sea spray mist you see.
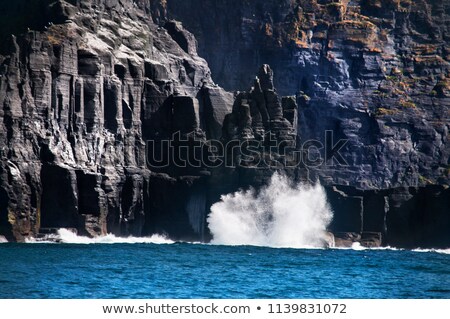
[207,173,333,248]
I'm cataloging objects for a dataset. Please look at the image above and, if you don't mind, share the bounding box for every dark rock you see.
[198,84,233,140]
[327,185,449,248]
[333,232,361,247]
[327,187,363,233]
[363,191,388,233]
[172,96,200,133]
[264,90,283,120]
[0,0,215,241]
[360,232,383,248]
[258,64,274,91]
[40,165,78,230]
[386,186,450,248]
[333,231,382,248]
[144,60,169,82]
[164,20,198,56]
[282,96,298,127]
[165,0,450,190]
[223,64,297,147]
[144,173,208,241]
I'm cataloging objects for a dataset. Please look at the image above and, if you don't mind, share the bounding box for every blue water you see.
[0,243,449,298]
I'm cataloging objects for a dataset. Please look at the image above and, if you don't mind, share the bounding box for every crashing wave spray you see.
[207,173,333,248]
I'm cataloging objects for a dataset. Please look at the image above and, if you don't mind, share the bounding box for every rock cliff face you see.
[0,0,449,248]
[165,0,450,189]
[162,0,450,248]
[0,0,231,241]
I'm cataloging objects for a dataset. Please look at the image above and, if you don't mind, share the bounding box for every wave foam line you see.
[57,229,175,244]
[25,228,174,244]
[412,248,450,255]
[335,244,450,255]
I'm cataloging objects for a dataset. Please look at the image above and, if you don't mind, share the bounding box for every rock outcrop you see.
[326,184,450,248]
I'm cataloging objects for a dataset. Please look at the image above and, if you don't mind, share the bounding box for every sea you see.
[0,235,449,299]
[0,173,449,299]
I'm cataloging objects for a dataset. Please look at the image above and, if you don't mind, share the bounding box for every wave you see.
[333,244,450,255]
[333,243,403,251]
[412,248,450,255]
[58,229,175,244]
[19,229,450,254]
[207,173,333,249]
[26,228,174,245]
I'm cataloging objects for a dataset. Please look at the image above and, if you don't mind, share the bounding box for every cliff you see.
[163,0,450,248]
[0,0,449,248]
[165,0,450,189]
[0,0,233,241]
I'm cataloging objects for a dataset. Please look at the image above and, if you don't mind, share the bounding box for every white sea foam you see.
[26,229,174,244]
[350,242,366,250]
[57,229,174,244]
[334,245,401,252]
[334,245,450,255]
[207,173,333,248]
[412,248,450,255]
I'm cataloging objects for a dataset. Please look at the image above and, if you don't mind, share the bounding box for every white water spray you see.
[57,229,175,244]
[26,229,174,245]
[207,173,333,248]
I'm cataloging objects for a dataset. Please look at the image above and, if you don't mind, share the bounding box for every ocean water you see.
[0,241,449,299]
[1,174,448,299]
